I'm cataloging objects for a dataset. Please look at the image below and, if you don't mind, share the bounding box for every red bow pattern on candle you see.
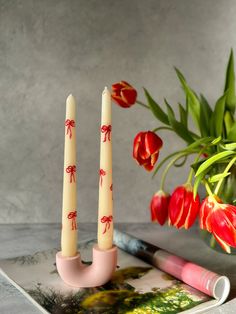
[66,165,76,183]
[67,211,77,230]
[101,215,113,234]
[99,168,106,186]
[65,119,75,139]
[101,124,112,142]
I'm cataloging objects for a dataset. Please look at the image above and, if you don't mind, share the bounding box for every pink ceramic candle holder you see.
[56,244,117,288]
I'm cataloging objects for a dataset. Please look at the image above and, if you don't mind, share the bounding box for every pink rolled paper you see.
[113,229,230,299]
[154,250,221,297]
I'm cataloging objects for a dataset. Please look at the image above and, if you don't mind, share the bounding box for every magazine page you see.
[0,269,48,314]
[0,238,213,314]
[114,229,230,313]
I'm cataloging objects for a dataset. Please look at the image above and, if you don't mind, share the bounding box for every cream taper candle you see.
[61,94,78,257]
[97,87,113,250]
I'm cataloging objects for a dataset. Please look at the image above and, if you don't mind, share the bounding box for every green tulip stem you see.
[214,156,236,195]
[160,152,190,191]
[186,149,204,184]
[186,167,194,185]
[152,126,173,133]
[203,179,213,196]
[136,100,150,109]
[210,235,216,248]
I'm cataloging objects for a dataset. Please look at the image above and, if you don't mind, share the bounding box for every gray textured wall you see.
[1,0,236,223]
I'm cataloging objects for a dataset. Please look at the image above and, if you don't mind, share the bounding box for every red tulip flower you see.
[168,183,200,229]
[150,190,170,225]
[199,195,222,232]
[111,81,137,108]
[133,131,163,171]
[199,195,236,253]
[210,206,236,253]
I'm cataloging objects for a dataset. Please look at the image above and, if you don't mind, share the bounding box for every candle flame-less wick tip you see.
[66,94,75,104]
[103,86,110,95]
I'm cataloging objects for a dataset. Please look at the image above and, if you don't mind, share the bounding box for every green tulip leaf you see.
[209,113,215,137]
[175,67,201,133]
[165,99,175,116]
[191,159,206,173]
[200,94,213,116]
[144,89,169,125]
[195,151,236,176]
[221,142,236,150]
[211,136,222,145]
[228,122,236,141]
[212,93,227,137]
[224,110,234,136]
[209,172,231,183]
[179,103,188,128]
[224,49,236,113]
[199,94,212,136]
[165,100,194,143]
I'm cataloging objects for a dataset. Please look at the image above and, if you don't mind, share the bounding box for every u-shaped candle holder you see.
[56,244,117,287]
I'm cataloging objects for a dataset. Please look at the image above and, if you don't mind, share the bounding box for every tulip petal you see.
[145,132,163,155]
[168,186,185,228]
[168,185,200,229]
[176,188,192,228]
[112,83,123,92]
[212,232,231,254]
[111,95,130,108]
[121,88,137,105]
[136,154,147,166]
[151,152,159,166]
[174,202,185,228]
[133,133,151,167]
[112,81,137,108]
[150,191,170,225]
[184,193,200,229]
[139,136,151,159]
[143,160,154,171]
[133,132,143,160]
[210,208,236,247]
[120,81,132,87]
[199,195,221,232]
[133,131,162,171]
[112,89,121,97]
[199,197,212,231]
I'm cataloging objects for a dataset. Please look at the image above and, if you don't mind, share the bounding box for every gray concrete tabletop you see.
[0,223,236,313]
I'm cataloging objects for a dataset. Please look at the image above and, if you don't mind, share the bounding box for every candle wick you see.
[66,94,75,104]
[103,86,110,95]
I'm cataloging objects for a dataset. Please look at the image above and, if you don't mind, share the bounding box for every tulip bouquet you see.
[111,50,236,254]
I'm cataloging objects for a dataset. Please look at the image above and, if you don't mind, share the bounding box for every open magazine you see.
[0,231,230,314]
[113,230,230,313]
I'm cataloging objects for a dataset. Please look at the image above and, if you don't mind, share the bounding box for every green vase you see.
[200,165,236,255]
